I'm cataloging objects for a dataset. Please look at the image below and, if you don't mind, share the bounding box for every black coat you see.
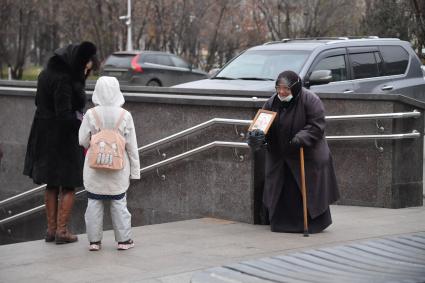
[23,43,96,187]
[263,88,340,219]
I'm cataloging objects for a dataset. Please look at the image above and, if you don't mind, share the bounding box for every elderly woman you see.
[249,70,340,233]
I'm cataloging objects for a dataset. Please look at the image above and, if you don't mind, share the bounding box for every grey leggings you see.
[85,195,132,243]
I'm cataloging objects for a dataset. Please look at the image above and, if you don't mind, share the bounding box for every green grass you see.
[1,66,99,81]
[0,66,42,81]
[21,66,42,81]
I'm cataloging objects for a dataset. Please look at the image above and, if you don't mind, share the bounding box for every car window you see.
[379,46,409,76]
[156,55,173,66]
[217,50,310,80]
[103,55,134,68]
[170,56,190,68]
[349,52,379,79]
[312,55,347,82]
[142,54,158,64]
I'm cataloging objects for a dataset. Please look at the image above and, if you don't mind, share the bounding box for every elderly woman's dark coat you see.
[262,87,340,233]
[23,42,96,187]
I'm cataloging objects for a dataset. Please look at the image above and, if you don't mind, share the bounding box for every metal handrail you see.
[0,142,248,225]
[0,119,251,207]
[138,118,251,153]
[326,110,420,121]
[0,111,421,210]
[0,184,46,207]
[138,111,421,153]
[0,119,250,208]
[140,141,249,174]
[0,190,86,225]
[327,130,421,141]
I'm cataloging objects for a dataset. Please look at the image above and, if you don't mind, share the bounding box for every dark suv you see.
[100,51,207,86]
[173,37,425,101]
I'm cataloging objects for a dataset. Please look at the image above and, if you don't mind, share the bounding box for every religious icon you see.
[248,109,277,134]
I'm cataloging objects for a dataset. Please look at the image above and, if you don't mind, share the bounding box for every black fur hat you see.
[53,41,97,78]
[72,41,97,72]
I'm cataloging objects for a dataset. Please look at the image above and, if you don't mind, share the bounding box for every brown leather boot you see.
[55,189,78,244]
[44,187,58,242]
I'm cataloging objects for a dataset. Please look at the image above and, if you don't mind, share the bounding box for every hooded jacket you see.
[79,76,140,195]
[23,42,97,187]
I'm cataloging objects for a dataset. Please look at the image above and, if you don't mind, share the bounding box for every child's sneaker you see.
[89,241,101,251]
[117,239,134,250]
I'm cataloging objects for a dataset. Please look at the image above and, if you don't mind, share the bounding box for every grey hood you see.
[92,76,125,106]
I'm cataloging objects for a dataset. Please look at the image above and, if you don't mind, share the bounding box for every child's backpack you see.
[88,109,126,171]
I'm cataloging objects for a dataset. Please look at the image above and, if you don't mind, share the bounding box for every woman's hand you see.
[247,129,266,150]
[290,136,302,148]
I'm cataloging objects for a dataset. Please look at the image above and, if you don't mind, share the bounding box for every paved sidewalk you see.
[192,232,425,282]
[0,204,424,283]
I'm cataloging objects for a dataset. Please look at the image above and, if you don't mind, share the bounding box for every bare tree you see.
[302,0,359,37]
[362,0,411,40]
[0,0,36,79]
[85,0,123,61]
[253,0,362,40]
[410,0,425,59]
[172,1,213,66]
[0,0,14,78]
[1,0,423,79]
[204,1,229,70]
[133,0,155,50]
[31,0,60,66]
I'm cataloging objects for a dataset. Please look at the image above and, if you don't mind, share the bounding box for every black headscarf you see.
[275,70,302,98]
[274,70,303,139]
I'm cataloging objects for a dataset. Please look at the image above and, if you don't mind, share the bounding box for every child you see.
[79,76,140,251]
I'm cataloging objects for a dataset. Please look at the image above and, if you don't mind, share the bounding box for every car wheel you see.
[147,80,161,87]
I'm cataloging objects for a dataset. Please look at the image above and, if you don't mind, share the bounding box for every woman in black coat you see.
[249,70,340,233]
[24,41,97,243]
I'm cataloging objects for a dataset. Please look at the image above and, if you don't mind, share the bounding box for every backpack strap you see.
[114,110,127,130]
[91,108,103,130]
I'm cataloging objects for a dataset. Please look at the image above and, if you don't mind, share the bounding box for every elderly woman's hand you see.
[247,129,266,150]
[290,135,302,148]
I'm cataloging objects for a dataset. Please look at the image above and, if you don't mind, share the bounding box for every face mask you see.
[278,94,293,102]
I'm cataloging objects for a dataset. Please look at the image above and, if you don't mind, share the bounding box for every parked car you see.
[172,37,425,101]
[100,51,207,86]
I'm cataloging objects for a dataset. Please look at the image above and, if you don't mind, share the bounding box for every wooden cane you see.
[299,147,309,237]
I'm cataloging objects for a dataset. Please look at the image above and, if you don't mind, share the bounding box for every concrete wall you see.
[0,84,424,244]
[322,95,424,208]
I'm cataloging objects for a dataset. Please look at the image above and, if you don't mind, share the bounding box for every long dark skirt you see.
[270,167,332,234]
